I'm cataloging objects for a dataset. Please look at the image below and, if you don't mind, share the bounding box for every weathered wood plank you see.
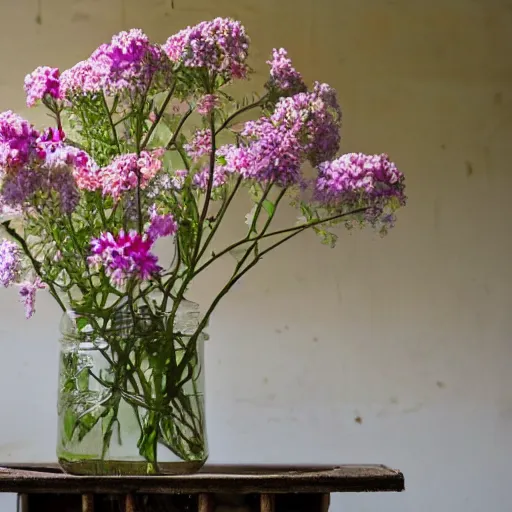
[0,464,404,494]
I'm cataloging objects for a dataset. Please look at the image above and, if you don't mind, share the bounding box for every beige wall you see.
[1,1,512,510]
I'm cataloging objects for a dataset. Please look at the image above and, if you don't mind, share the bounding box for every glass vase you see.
[56,297,208,475]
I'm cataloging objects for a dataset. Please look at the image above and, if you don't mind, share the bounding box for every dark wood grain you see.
[0,464,404,494]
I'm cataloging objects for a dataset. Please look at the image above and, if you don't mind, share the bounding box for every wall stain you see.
[465,161,474,177]
[354,416,363,424]
[312,337,319,343]
[35,0,43,24]
[402,403,423,414]
[440,143,447,150]
[436,380,446,389]
[494,92,503,105]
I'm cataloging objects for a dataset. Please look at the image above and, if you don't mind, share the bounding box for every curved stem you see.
[194,207,369,276]
[2,221,66,312]
[166,109,193,150]
[141,83,176,150]
[215,96,267,135]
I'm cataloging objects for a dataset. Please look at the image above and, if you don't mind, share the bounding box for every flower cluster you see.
[218,83,342,186]
[59,29,171,97]
[266,48,306,95]
[314,153,406,222]
[24,66,62,107]
[92,150,164,200]
[0,111,40,171]
[163,18,250,80]
[0,119,87,213]
[0,17,407,322]
[269,82,342,166]
[88,230,160,287]
[0,239,21,287]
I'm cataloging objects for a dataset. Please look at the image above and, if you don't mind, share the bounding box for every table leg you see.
[260,494,275,512]
[198,493,214,512]
[82,494,94,512]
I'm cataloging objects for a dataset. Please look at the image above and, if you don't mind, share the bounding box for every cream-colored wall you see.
[1,0,511,510]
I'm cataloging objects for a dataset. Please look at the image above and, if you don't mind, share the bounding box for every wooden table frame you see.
[0,463,404,511]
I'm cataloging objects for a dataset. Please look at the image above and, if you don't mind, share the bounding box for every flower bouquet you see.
[0,18,406,475]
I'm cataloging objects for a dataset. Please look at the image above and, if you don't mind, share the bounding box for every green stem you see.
[215,96,267,135]
[2,221,66,312]
[141,82,176,149]
[194,207,369,277]
[101,93,121,154]
[166,108,193,150]
[195,176,242,264]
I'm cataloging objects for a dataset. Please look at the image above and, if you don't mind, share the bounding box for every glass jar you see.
[56,298,208,475]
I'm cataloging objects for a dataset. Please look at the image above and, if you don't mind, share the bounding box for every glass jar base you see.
[58,458,206,476]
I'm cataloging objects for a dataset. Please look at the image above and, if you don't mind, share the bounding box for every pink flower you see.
[197,94,220,115]
[99,149,164,201]
[24,66,62,107]
[184,129,212,160]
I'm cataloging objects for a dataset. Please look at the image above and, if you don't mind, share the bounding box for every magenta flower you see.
[163,18,250,81]
[89,230,161,287]
[24,66,62,107]
[147,207,178,240]
[266,48,306,95]
[0,111,40,171]
[0,239,21,287]
[18,277,45,319]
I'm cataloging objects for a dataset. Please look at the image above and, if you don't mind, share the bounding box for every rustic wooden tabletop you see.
[0,463,404,494]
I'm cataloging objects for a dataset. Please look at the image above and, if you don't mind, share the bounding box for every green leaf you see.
[76,317,89,332]
[63,409,76,441]
[262,199,275,216]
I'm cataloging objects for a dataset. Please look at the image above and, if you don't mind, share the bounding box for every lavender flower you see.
[18,277,45,319]
[163,18,250,81]
[24,66,62,107]
[147,207,178,240]
[266,48,306,95]
[0,239,21,287]
[314,153,406,227]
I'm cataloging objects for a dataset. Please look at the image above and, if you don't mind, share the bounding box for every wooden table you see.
[0,463,404,511]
